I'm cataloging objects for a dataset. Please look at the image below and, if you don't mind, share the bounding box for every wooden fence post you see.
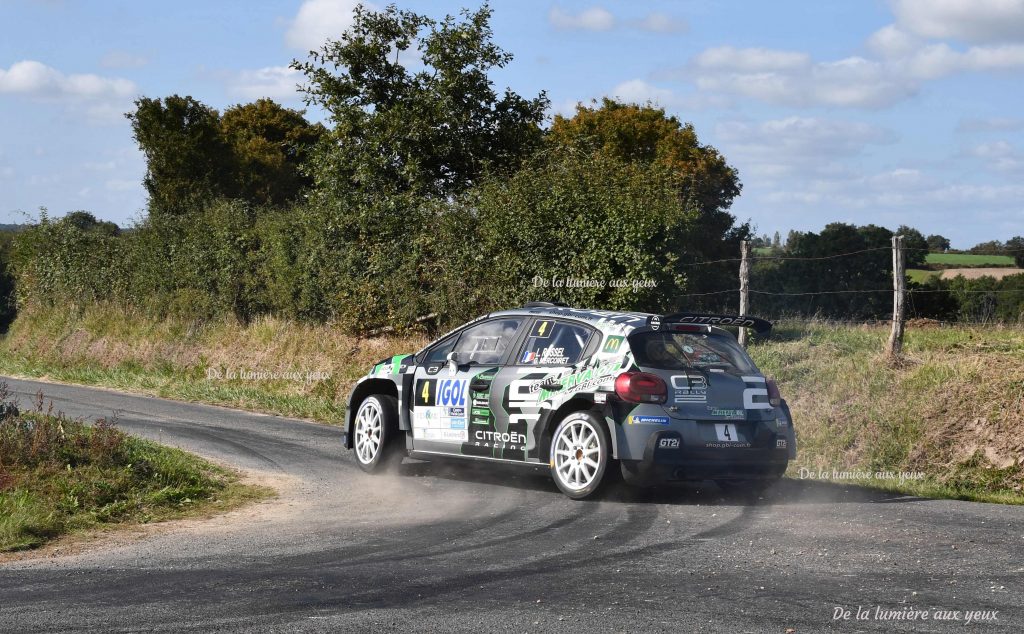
[738,240,750,346]
[886,235,906,357]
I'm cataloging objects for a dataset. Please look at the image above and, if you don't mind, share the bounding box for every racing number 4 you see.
[715,423,738,442]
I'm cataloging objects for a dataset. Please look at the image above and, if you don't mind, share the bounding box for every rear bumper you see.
[620,428,789,485]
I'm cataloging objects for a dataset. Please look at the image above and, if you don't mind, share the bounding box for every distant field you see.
[939,267,1024,280]
[926,253,1016,266]
[907,269,937,284]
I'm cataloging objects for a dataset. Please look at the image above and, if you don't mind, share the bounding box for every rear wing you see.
[657,312,773,335]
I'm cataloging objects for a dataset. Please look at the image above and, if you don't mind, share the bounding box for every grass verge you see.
[0,389,271,552]
[750,321,1024,504]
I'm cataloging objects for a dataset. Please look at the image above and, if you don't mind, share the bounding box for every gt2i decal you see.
[658,437,680,448]
[671,374,707,404]
[741,376,772,410]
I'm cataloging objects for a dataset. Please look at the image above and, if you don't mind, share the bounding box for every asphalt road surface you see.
[1,377,1021,633]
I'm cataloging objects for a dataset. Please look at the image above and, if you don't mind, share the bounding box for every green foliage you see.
[127,95,232,217]
[127,95,323,215]
[220,99,325,207]
[293,3,548,202]
[549,99,747,305]
[0,392,234,551]
[926,233,950,253]
[896,224,927,268]
[752,223,894,319]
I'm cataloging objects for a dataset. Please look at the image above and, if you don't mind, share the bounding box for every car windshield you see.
[628,330,757,375]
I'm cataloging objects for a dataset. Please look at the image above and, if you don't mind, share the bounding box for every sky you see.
[1,0,1023,247]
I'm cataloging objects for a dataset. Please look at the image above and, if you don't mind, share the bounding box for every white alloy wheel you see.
[354,398,383,465]
[552,417,604,492]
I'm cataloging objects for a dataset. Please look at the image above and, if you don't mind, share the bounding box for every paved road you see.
[0,377,1021,633]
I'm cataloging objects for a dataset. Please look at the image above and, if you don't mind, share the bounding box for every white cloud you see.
[100,50,149,69]
[227,66,303,100]
[717,117,897,157]
[0,60,135,99]
[867,25,920,58]
[286,0,372,50]
[890,0,1024,44]
[549,6,615,31]
[694,46,810,72]
[633,12,687,34]
[610,79,677,105]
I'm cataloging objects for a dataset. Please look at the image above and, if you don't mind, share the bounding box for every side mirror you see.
[446,351,460,374]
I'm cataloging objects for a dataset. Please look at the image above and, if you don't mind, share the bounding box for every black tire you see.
[352,394,404,473]
[548,411,612,500]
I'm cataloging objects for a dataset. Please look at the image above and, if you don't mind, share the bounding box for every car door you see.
[410,317,525,458]
[489,318,598,463]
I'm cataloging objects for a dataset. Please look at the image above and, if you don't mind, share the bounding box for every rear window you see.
[628,331,757,374]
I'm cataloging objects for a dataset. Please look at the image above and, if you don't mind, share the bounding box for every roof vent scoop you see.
[522,301,568,308]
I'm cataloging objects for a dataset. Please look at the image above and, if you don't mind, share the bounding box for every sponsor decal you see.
[708,407,744,418]
[658,437,680,448]
[471,408,489,417]
[602,335,624,353]
[671,374,708,404]
[594,392,607,404]
[475,430,527,445]
[450,418,466,430]
[705,441,751,448]
[677,315,756,328]
[446,407,465,416]
[777,438,787,449]
[741,376,772,410]
[650,315,661,331]
[539,359,623,401]
[627,415,670,425]
[531,320,554,338]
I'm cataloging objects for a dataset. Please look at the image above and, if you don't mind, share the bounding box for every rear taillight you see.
[614,372,667,404]
[766,378,781,407]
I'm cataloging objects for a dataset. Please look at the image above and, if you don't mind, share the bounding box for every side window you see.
[422,335,458,365]
[452,319,523,365]
[517,320,593,366]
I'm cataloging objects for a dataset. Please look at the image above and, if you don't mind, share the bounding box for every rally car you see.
[341,303,796,499]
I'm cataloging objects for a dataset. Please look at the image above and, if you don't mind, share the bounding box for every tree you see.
[548,99,745,306]
[220,99,325,207]
[127,95,232,216]
[926,234,950,253]
[293,3,548,202]
[968,240,1005,255]
[60,211,120,236]
[896,225,928,268]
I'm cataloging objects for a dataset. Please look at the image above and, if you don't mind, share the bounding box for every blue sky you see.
[1,0,1023,247]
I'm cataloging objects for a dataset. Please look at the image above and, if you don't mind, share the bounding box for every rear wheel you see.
[549,412,611,500]
[352,395,404,473]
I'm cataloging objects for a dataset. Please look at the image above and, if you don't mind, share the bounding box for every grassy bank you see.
[0,392,269,552]
[0,304,426,424]
[750,322,1024,503]
[1,306,1021,503]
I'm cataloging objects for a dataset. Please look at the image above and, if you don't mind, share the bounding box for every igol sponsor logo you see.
[475,430,527,445]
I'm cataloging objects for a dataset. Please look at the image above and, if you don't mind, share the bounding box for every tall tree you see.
[926,234,950,253]
[220,99,325,207]
[127,95,232,216]
[292,3,548,203]
[896,224,928,268]
[548,98,745,307]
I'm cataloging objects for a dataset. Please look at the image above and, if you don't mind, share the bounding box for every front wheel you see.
[549,412,611,500]
[352,395,404,473]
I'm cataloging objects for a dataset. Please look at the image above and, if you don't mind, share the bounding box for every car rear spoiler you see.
[656,312,773,335]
